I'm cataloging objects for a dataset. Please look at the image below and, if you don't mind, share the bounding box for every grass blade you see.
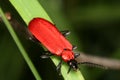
[9,0,84,80]
[0,7,41,80]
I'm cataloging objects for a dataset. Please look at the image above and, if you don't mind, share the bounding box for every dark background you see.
[0,0,120,80]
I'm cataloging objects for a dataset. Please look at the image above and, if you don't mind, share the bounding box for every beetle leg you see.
[56,59,62,75]
[28,35,38,42]
[67,66,72,74]
[74,53,80,58]
[61,30,70,36]
[40,51,53,58]
[72,46,80,58]
[29,36,40,43]
[72,45,77,50]
[28,35,41,43]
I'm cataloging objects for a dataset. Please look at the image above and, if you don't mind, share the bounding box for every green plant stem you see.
[0,7,41,80]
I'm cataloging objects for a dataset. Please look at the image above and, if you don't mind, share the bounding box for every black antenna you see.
[78,62,108,69]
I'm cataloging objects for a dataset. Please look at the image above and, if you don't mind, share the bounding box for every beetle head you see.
[67,59,78,73]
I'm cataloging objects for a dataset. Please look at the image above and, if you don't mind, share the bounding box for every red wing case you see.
[28,18,72,56]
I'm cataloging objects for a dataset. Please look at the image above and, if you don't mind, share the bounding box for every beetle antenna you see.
[78,62,108,69]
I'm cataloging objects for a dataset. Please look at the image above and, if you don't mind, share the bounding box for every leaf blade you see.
[9,0,84,80]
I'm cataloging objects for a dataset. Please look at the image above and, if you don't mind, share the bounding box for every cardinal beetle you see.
[28,18,80,74]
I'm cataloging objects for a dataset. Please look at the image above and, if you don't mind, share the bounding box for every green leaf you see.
[9,0,84,80]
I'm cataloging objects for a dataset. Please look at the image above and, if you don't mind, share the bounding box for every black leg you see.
[40,51,53,59]
[72,45,77,50]
[61,30,70,36]
[29,35,40,43]
[56,60,62,75]
[74,53,80,58]
[67,66,72,74]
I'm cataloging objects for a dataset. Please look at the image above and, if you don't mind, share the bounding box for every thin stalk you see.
[0,7,41,80]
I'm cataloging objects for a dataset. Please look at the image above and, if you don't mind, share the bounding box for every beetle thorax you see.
[61,49,74,62]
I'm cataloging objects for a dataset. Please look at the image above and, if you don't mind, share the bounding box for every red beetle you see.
[28,18,80,73]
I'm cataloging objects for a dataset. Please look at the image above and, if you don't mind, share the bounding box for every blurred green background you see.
[0,0,120,80]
